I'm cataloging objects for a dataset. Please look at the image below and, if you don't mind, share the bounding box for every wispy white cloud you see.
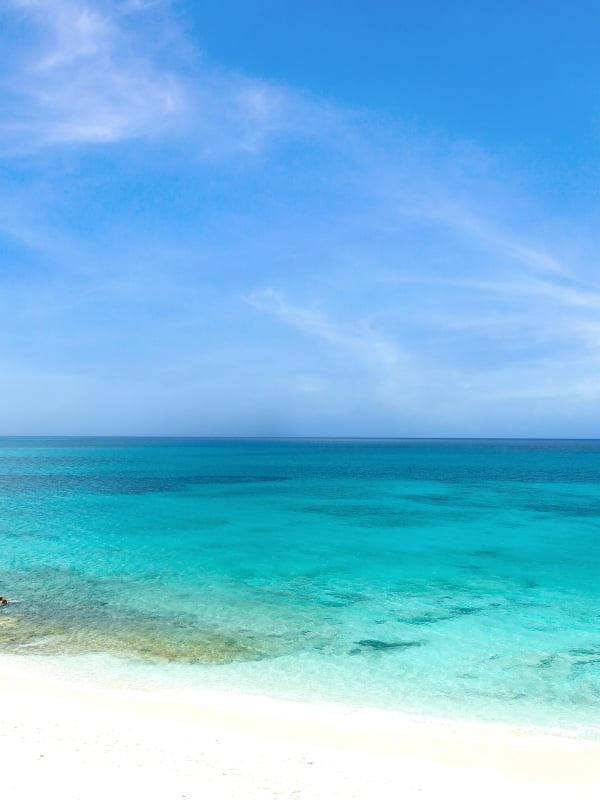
[31,0,112,70]
[0,0,189,149]
[0,0,325,156]
[245,288,429,414]
[410,198,573,279]
[246,288,399,365]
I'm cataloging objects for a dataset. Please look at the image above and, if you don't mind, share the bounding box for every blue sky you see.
[2,0,600,436]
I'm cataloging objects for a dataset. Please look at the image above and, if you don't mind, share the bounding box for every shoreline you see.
[2,655,600,798]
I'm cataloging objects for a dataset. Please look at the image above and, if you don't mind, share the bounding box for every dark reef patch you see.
[355,638,424,651]
[0,472,290,497]
[400,612,451,626]
[450,606,484,616]
[317,590,368,607]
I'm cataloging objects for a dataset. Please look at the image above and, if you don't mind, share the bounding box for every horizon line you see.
[1,435,600,442]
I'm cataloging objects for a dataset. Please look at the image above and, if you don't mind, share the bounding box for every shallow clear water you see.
[1,438,599,733]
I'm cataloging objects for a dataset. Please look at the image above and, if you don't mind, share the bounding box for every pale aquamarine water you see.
[1,438,599,734]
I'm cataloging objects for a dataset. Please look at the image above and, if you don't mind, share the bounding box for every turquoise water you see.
[1,438,599,733]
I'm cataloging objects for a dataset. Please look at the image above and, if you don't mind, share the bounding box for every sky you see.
[2,0,600,437]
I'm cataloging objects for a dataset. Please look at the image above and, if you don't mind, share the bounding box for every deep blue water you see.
[1,438,599,732]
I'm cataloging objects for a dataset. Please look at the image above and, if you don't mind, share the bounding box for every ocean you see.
[1,437,599,734]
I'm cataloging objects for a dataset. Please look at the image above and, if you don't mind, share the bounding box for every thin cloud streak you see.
[245,288,402,368]
[245,288,432,415]
[418,201,573,279]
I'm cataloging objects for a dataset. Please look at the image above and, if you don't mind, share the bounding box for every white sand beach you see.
[1,658,599,800]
